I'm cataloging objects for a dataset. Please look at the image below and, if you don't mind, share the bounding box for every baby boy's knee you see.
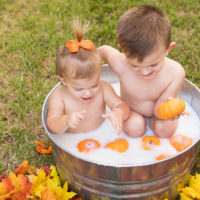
[124,113,146,138]
[153,120,177,138]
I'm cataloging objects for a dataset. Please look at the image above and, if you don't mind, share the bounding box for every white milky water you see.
[51,82,200,166]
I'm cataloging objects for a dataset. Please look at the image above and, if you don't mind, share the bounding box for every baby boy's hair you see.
[117,5,171,61]
[56,19,101,81]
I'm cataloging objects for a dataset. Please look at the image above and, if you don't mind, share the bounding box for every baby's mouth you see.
[81,97,92,101]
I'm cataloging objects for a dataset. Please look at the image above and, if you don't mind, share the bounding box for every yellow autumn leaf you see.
[181,186,200,199]
[47,165,76,200]
[180,192,193,200]
[30,170,48,198]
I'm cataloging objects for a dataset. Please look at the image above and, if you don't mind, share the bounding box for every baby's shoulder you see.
[49,85,65,101]
[165,57,185,75]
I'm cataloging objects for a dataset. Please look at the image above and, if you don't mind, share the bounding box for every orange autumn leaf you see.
[35,140,52,154]
[77,139,101,153]
[104,138,129,153]
[0,176,14,199]
[142,136,160,150]
[170,135,193,152]
[0,172,31,200]
[41,186,57,200]
[9,172,31,200]
[15,160,29,175]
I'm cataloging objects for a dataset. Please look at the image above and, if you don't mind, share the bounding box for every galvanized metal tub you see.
[42,64,200,200]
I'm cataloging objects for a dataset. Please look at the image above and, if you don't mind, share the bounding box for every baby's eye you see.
[151,63,159,67]
[92,84,98,88]
[132,65,139,69]
[74,88,83,91]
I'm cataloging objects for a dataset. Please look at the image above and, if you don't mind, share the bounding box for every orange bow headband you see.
[66,40,94,53]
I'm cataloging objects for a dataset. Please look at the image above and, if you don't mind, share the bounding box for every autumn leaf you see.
[41,186,57,200]
[30,169,49,198]
[41,164,52,177]
[15,160,29,175]
[9,172,31,200]
[0,176,14,199]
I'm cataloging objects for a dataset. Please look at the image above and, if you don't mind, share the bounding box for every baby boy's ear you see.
[57,75,67,86]
[166,42,176,55]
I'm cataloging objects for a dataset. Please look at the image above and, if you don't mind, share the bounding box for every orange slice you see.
[170,135,193,152]
[142,136,160,150]
[77,139,101,153]
[105,138,129,153]
[156,154,171,161]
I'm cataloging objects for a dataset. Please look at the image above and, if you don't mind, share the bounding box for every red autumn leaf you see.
[41,164,52,177]
[15,160,29,175]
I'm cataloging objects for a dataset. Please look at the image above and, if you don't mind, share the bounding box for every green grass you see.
[0,0,200,174]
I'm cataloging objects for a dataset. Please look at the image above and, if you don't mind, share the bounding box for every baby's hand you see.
[66,110,86,129]
[102,111,123,135]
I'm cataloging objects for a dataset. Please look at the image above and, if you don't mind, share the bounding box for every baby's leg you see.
[149,117,178,138]
[123,111,146,138]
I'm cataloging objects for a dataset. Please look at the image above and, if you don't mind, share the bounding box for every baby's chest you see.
[64,98,105,116]
[122,79,168,100]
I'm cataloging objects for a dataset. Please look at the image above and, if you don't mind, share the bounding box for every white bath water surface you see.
[51,82,200,166]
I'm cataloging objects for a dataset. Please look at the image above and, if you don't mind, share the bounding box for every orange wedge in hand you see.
[170,135,193,152]
[105,138,129,153]
[77,139,101,153]
[142,136,161,150]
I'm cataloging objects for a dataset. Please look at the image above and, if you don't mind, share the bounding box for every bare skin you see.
[46,71,130,134]
[98,43,185,138]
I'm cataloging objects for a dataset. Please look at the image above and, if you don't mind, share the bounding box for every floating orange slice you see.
[142,136,160,150]
[170,135,193,152]
[77,139,101,153]
[105,138,129,153]
[156,154,171,161]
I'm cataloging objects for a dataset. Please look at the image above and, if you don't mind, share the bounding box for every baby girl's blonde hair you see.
[56,18,102,82]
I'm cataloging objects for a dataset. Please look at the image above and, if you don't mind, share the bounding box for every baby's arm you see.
[46,90,85,134]
[102,81,130,134]
[153,63,185,119]
[98,45,125,74]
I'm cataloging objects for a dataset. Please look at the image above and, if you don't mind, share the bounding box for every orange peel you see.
[170,135,193,152]
[77,139,101,153]
[35,140,52,154]
[104,138,129,153]
[156,154,171,161]
[142,136,160,150]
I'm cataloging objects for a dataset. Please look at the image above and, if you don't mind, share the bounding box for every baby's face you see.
[67,72,101,103]
[126,45,168,80]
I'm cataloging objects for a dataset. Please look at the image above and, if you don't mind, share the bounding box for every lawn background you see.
[0,0,200,174]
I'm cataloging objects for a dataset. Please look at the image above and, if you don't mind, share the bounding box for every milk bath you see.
[52,82,200,166]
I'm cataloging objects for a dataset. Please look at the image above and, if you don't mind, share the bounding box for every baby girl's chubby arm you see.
[98,45,126,75]
[153,62,185,119]
[46,90,85,134]
[101,81,130,135]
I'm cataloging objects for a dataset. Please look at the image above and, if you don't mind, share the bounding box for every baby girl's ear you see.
[57,75,67,86]
[166,42,176,55]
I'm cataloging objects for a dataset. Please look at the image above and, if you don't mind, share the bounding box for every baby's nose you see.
[83,89,92,96]
[141,67,153,75]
